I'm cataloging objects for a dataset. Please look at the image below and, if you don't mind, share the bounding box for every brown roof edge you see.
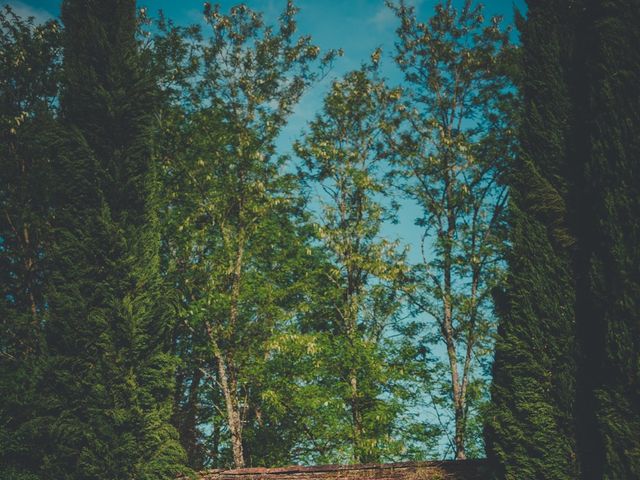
[194,459,488,478]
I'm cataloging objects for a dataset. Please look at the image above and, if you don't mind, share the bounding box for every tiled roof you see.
[197,460,487,480]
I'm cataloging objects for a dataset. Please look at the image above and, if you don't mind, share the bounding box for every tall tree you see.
[40,1,186,478]
[295,61,418,463]
[389,0,516,459]
[145,13,211,470]
[574,0,640,477]
[485,1,581,478]
[0,8,61,479]
[159,2,337,468]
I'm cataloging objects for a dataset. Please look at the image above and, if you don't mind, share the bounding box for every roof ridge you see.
[197,459,487,477]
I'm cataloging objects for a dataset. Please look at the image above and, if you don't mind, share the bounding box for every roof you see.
[197,460,487,480]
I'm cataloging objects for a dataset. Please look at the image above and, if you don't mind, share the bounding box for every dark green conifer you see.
[41,1,186,478]
[575,1,640,477]
[485,1,581,478]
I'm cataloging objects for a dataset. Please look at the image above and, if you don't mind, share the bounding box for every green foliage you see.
[35,1,187,478]
[574,1,640,477]
[389,0,516,459]
[295,61,424,463]
[487,1,640,478]
[156,2,339,468]
[485,1,582,478]
[0,7,61,479]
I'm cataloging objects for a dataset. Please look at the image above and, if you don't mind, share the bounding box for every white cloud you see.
[6,0,54,23]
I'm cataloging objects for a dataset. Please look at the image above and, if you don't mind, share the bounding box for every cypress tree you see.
[485,1,581,478]
[488,0,640,478]
[575,0,640,477]
[41,0,186,478]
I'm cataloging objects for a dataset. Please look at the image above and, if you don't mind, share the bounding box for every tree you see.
[40,0,186,478]
[389,0,516,459]
[486,1,640,478]
[144,13,212,470]
[295,60,419,463]
[484,1,581,477]
[574,0,640,477]
[0,7,61,479]
[158,2,337,468]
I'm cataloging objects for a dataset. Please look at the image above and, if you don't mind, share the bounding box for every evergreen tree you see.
[40,1,186,478]
[485,1,581,478]
[575,0,640,477]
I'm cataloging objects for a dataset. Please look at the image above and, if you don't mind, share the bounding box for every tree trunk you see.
[349,372,363,463]
[215,350,244,467]
[442,162,467,460]
[443,299,466,459]
[207,236,246,468]
[453,403,467,460]
[345,260,365,463]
